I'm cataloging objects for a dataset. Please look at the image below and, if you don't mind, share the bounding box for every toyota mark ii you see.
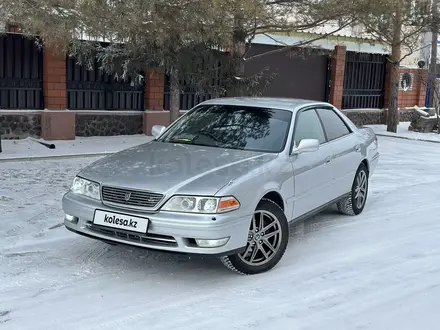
[62,97,379,274]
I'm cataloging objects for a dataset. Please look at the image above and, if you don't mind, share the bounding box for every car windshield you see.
[156,104,292,153]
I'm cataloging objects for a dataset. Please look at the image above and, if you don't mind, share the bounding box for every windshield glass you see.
[157,104,292,153]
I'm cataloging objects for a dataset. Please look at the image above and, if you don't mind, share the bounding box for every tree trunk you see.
[429,0,439,108]
[386,1,403,133]
[428,33,438,108]
[429,0,439,134]
[169,68,180,123]
[227,13,246,97]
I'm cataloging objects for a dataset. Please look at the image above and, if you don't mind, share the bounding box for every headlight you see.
[70,176,101,200]
[161,195,240,214]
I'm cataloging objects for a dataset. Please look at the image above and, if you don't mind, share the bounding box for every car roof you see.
[200,97,331,112]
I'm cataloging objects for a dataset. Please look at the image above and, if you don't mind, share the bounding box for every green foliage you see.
[4,0,390,109]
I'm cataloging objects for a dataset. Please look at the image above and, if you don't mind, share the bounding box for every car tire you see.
[337,163,369,216]
[220,198,289,275]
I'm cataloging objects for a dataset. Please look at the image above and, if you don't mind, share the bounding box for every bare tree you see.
[357,0,431,132]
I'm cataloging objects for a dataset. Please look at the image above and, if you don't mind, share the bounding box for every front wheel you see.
[221,199,289,275]
[337,163,369,215]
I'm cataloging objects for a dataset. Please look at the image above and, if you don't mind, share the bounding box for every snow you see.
[0,135,153,161]
[1,136,440,329]
[367,121,440,143]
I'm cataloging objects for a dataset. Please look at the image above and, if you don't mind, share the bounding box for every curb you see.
[0,152,114,163]
[376,133,440,144]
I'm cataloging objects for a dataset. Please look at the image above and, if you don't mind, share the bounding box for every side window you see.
[293,109,326,147]
[316,108,351,141]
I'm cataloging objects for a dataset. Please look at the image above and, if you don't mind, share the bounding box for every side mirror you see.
[292,139,319,155]
[151,125,166,138]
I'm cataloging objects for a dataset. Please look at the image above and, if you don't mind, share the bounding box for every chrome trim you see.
[100,184,166,212]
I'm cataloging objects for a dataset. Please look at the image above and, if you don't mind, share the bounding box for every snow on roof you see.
[252,31,390,55]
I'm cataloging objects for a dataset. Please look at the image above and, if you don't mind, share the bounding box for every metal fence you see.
[342,51,387,109]
[163,56,224,110]
[0,34,43,109]
[67,57,144,110]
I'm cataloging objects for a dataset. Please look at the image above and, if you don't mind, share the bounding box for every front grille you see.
[87,223,177,247]
[102,186,164,209]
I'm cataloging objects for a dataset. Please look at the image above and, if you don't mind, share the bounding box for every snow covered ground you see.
[367,121,440,143]
[0,135,152,161]
[1,121,437,163]
[1,136,440,330]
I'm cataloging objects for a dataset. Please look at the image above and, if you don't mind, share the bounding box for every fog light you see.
[195,237,230,248]
[65,214,78,223]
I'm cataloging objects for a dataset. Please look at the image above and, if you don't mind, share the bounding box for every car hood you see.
[78,141,277,195]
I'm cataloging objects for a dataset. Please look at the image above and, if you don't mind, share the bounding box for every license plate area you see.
[93,209,149,233]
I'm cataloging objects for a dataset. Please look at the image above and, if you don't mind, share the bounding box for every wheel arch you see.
[361,158,370,174]
[259,190,285,212]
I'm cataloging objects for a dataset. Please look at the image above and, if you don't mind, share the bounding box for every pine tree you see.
[5,0,373,122]
[358,0,431,132]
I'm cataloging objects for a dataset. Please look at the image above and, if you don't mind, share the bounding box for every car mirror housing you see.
[152,125,166,138]
[291,139,319,155]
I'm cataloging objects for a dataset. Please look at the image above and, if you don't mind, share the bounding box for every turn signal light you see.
[218,196,240,213]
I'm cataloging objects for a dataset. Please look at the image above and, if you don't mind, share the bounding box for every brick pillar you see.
[329,45,346,109]
[383,61,391,109]
[41,45,75,140]
[144,69,165,110]
[43,46,67,110]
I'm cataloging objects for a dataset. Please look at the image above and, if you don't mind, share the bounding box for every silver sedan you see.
[62,97,379,275]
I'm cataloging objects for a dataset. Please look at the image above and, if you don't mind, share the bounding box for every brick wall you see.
[7,23,22,33]
[384,67,427,109]
[328,45,346,109]
[43,46,67,110]
[144,69,165,110]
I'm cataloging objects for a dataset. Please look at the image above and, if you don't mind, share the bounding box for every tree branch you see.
[244,19,355,62]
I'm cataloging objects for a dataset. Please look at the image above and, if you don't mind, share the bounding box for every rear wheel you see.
[221,199,289,275]
[337,163,369,215]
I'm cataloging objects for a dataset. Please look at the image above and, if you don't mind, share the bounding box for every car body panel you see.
[290,142,338,219]
[63,192,251,255]
[63,97,379,256]
[78,141,277,200]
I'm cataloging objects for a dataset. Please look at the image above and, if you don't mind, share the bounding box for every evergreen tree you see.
[5,0,369,122]
[357,0,431,132]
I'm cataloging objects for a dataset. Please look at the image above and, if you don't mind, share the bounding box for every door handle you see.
[355,145,361,153]
[325,156,332,164]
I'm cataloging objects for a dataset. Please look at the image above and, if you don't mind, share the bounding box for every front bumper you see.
[62,192,251,256]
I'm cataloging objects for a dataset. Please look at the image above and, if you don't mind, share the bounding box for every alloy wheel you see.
[238,210,283,266]
[355,170,368,209]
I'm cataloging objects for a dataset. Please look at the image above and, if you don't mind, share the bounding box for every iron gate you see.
[163,74,220,110]
[164,55,224,110]
[67,57,144,110]
[0,34,43,109]
[342,51,387,109]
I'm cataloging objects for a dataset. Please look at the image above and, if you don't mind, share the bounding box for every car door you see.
[315,107,363,198]
[290,108,335,219]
